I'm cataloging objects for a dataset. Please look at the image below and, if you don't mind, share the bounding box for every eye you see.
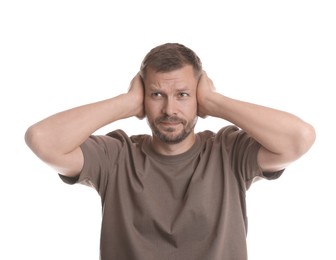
[151,92,163,98]
[178,92,190,98]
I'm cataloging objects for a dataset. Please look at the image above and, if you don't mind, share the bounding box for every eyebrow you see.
[148,86,191,92]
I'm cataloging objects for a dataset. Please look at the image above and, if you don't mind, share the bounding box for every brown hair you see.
[140,43,202,79]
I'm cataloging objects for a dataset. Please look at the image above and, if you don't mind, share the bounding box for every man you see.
[25,43,316,259]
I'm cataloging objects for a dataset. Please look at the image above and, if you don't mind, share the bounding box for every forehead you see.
[144,65,198,91]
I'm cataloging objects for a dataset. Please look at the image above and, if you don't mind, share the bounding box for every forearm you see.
[25,93,135,159]
[205,93,315,157]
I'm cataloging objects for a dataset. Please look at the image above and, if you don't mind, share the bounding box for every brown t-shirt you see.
[60,125,283,260]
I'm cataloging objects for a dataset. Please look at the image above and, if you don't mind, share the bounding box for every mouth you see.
[157,116,184,126]
[157,119,183,134]
[159,119,184,130]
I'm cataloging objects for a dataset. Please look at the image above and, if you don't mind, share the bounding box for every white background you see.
[1,0,335,259]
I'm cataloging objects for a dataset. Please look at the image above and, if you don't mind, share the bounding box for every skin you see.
[196,72,315,172]
[25,65,316,177]
[143,65,199,155]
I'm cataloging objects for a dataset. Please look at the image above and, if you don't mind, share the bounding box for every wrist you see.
[122,93,144,119]
[198,92,223,118]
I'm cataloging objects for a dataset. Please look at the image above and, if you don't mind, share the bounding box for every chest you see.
[109,156,244,247]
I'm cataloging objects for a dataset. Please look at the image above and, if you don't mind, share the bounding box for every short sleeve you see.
[218,126,284,190]
[58,132,124,197]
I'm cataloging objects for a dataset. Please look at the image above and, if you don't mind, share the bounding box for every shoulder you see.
[105,130,149,144]
[103,130,151,154]
[197,125,243,143]
[197,126,259,156]
[106,129,130,141]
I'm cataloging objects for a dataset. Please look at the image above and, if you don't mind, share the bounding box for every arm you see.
[197,72,316,172]
[25,74,145,177]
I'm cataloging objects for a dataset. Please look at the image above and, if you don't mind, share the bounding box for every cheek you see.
[144,99,159,118]
[183,99,198,115]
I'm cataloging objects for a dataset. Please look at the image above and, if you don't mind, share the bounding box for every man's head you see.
[140,43,202,148]
[140,43,202,81]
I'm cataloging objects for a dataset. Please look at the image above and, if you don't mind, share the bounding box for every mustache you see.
[155,116,186,124]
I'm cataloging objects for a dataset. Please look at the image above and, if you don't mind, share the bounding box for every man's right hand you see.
[127,73,145,119]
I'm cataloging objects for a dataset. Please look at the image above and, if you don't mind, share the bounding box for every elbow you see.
[25,125,36,150]
[24,124,48,159]
[294,122,316,158]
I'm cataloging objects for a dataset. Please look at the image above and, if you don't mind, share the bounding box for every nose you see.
[162,97,177,116]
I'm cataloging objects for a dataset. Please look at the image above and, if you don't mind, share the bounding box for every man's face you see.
[144,65,198,145]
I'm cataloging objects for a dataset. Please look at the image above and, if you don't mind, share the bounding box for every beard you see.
[148,115,197,144]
